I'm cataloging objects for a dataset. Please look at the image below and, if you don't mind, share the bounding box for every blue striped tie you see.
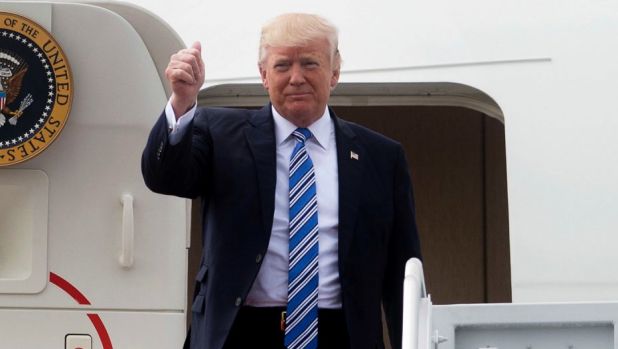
[286,128,319,349]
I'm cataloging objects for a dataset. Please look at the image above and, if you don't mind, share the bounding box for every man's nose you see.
[289,64,306,85]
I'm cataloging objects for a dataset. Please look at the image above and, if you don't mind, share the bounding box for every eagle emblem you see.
[0,50,32,128]
[1,11,73,166]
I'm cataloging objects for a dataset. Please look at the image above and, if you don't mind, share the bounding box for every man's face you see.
[260,39,340,127]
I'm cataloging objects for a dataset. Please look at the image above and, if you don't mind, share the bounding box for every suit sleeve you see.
[382,145,422,349]
[141,109,212,199]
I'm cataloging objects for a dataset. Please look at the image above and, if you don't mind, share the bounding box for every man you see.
[142,13,421,349]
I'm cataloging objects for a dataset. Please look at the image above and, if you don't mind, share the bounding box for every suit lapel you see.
[245,105,277,237]
[333,111,365,265]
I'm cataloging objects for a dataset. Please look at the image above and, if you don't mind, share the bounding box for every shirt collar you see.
[272,105,333,150]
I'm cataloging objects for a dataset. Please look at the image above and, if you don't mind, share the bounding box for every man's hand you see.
[165,41,205,118]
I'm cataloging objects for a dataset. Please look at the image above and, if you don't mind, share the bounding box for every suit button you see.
[235,297,242,307]
[255,254,262,263]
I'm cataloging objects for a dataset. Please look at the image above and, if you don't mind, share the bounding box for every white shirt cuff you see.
[165,100,197,145]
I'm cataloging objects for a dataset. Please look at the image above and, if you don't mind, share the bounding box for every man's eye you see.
[274,63,289,70]
[304,62,319,68]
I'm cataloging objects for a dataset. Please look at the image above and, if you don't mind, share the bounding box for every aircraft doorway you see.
[188,82,511,324]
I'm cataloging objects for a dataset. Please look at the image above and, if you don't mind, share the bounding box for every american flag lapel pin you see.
[350,151,359,160]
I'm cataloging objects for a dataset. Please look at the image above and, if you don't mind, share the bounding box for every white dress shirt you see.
[166,102,342,308]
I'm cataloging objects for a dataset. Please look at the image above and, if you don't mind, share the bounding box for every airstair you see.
[403,258,617,349]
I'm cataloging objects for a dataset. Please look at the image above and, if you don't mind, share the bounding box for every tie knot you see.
[292,128,312,144]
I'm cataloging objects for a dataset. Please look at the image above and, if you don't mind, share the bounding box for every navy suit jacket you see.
[141,104,421,349]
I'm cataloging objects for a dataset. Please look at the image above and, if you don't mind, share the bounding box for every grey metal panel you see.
[433,302,618,349]
[456,323,612,349]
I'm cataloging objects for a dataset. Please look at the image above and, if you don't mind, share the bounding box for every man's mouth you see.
[286,92,311,99]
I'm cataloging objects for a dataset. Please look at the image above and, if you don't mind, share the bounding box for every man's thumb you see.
[191,41,202,53]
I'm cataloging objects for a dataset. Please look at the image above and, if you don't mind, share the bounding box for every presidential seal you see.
[0,12,72,166]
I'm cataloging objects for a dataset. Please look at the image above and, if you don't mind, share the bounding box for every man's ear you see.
[259,64,269,89]
[330,68,340,90]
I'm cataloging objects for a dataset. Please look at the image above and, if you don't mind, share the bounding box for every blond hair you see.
[259,13,341,69]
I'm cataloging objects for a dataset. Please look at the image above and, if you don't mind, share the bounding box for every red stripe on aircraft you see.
[49,272,115,348]
[49,272,91,305]
[88,313,114,349]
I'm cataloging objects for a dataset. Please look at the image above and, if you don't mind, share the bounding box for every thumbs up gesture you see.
[165,41,205,118]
